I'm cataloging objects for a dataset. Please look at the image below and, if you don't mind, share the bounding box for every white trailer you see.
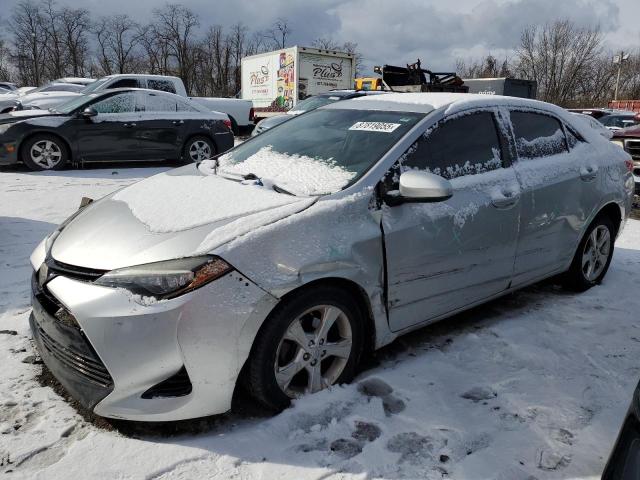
[241,46,355,119]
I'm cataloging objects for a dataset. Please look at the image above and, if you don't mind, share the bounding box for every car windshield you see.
[289,95,346,114]
[81,77,110,94]
[205,108,424,196]
[52,94,97,114]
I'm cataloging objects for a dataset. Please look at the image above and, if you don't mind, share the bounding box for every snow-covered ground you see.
[1,165,640,479]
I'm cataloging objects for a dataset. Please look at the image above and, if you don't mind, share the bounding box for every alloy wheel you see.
[274,305,353,398]
[30,140,62,169]
[188,140,211,162]
[582,225,611,282]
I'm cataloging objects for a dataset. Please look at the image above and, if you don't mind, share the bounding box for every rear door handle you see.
[123,123,137,128]
[580,166,598,181]
[172,120,184,125]
[491,189,520,209]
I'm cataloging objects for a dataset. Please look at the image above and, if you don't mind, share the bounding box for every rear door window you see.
[401,111,504,179]
[142,92,178,112]
[510,111,568,158]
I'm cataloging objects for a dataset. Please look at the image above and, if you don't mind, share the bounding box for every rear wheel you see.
[183,136,215,163]
[246,286,365,410]
[563,215,615,291]
[21,134,69,171]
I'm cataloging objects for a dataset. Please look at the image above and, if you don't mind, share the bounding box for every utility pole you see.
[613,51,630,101]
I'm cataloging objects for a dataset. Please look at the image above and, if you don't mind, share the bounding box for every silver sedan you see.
[29,93,634,421]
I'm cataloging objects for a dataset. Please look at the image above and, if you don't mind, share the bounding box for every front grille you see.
[627,140,640,160]
[46,258,106,282]
[37,326,112,387]
[32,271,80,329]
[142,367,192,399]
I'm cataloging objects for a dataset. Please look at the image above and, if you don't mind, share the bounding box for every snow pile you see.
[112,167,305,233]
[213,145,357,196]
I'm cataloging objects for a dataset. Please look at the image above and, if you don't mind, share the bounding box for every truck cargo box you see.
[463,78,537,99]
[241,46,355,118]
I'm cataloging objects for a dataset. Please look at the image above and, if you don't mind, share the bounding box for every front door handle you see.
[580,165,598,181]
[172,120,184,125]
[123,123,137,128]
[491,189,520,209]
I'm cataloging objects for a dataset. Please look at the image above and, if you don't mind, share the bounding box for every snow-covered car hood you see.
[50,165,316,270]
[0,109,56,124]
[20,91,81,108]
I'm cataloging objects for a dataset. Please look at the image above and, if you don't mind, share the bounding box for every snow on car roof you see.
[340,92,558,114]
[326,92,608,146]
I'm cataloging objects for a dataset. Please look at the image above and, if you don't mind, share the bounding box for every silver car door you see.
[380,110,521,332]
[507,109,585,287]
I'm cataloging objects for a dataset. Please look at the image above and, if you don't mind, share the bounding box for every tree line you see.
[456,20,640,107]
[0,0,361,97]
[1,1,638,106]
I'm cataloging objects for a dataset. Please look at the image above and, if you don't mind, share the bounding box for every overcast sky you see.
[2,0,639,73]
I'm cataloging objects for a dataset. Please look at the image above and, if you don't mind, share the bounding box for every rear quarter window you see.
[510,111,568,158]
[148,79,177,94]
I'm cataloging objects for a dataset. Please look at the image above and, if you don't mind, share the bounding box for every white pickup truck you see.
[15,74,254,134]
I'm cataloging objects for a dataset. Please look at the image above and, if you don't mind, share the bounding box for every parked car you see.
[17,74,184,111]
[0,82,18,92]
[600,112,640,130]
[612,125,640,196]
[28,93,633,421]
[17,74,255,133]
[567,108,620,119]
[0,88,233,171]
[570,112,613,139]
[0,92,19,114]
[602,379,640,479]
[251,90,388,136]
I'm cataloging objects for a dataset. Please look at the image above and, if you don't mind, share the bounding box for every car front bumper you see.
[30,258,278,421]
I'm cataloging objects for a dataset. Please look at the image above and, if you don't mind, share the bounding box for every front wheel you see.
[183,136,216,163]
[245,286,365,410]
[21,134,69,171]
[563,215,615,292]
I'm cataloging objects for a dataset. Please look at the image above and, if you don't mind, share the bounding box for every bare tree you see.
[152,4,200,94]
[0,37,14,81]
[10,0,47,85]
[60,6,90,76]
[514,20,604,105]
[265,17,291,50]
[456,55,510,79]
[95,15,141,75]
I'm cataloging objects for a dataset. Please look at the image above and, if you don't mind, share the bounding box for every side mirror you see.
[388,170,453,204]
[81,107,98,118]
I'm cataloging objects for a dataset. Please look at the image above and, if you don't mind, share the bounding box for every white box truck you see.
[241,46,355,119]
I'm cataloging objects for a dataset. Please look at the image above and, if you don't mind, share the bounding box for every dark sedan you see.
[0,88,234,171]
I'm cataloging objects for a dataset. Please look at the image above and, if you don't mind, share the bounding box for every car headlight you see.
[0,123,12,135]
[611,139,625,149]
[94,256,233,300]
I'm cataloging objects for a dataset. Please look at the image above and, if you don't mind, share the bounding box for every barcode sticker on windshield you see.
[349,122,401,133]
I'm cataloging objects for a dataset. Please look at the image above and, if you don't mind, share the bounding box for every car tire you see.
[182,136,216,163]
[245,285,365,411]
[563,215,616,292]
[21,134,69,171]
